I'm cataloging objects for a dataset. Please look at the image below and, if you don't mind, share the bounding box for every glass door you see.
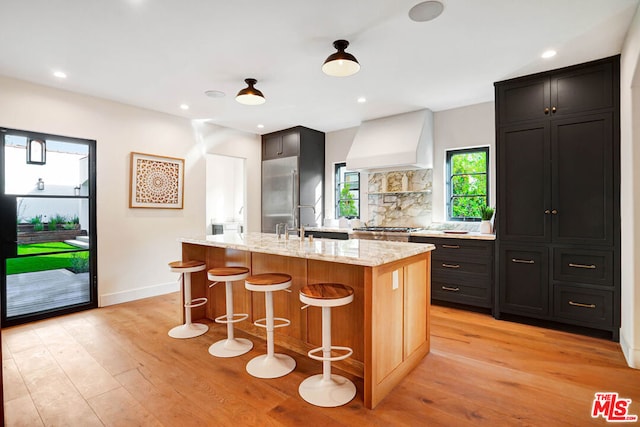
[0,128,97,326]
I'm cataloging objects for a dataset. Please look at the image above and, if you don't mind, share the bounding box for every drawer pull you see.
[442,263,460,269]
[512,258,534,264]
[568,263,596,269]
[441,286,460,292]
[569,300,596,309]
[442,244,460,249]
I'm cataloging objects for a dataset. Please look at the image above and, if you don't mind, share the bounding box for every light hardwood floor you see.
[3,293,639,426]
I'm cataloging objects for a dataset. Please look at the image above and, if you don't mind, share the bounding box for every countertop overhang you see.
[180,232,434,267]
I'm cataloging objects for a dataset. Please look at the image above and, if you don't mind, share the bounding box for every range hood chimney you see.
[346,109,433,171]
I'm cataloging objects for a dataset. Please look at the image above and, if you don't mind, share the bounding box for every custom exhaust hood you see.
[346,109,433,171]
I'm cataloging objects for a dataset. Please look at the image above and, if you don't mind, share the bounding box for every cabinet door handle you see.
[551,106,557,113]
[569,301,596,309]
[544,209,551,214]
[442,244,460,249]
[441,286,460,292]
[544,107,549,114]
[442,263,460,269]
[512,258,534,264]
[551,209,558,214]
[568,263,596,269]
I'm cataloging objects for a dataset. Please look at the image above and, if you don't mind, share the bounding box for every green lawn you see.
[7,242,89,275]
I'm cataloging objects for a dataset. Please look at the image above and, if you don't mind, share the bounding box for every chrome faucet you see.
[275,222,287,239]
[296,205,315,240]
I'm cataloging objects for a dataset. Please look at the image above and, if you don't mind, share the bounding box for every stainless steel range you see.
[351,226,423,242]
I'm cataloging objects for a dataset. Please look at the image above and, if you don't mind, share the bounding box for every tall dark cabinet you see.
[494,56,620,340]
[261,126,325,233]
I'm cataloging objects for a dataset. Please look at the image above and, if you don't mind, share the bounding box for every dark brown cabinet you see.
[261,126,325,233]
[495,56,620,340]
[496,59,614,125]
[262,131,301,159]
[410,236,494,309]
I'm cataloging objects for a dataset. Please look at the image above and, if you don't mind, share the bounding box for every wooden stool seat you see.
[298,282,356,407]
[207,266,252,358]
[168,260,208,339]
[169,260,207,273]
[300,283,354,307]
[208,266,251,282]
[244,273,295,378]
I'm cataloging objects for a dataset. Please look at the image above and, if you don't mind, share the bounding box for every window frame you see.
[446,147,489,222]
[334,162,360,219]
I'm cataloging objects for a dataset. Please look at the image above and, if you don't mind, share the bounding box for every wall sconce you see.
[37,178,45,191]
[27,139,46,164]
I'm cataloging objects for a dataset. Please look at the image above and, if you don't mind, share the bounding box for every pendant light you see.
[322,40,360,77]
[236,78,265,105]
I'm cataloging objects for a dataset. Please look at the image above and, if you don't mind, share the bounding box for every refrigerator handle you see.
[291,169,297,228]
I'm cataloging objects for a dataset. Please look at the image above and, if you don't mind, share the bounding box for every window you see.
[446,147,489,221]
[335,163,360,219]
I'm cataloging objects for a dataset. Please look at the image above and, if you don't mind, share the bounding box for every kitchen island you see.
[179,232,434,409]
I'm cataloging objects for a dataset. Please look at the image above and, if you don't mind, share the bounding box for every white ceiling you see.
[1,0,637,135]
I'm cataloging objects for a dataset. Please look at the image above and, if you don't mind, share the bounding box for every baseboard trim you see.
[99,281,178,307]
[620,328,640,369]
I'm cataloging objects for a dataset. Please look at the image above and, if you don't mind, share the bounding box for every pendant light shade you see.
[322,40,360,77]
[236,78,265,105]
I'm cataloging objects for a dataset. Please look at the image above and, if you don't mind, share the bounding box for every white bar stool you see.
[299,283,356,407]
[168,260,208,339]
[207,266,253,358]
[244,273,296,378]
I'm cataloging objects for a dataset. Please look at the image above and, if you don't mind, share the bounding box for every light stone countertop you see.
[180,232,434,267]
[305,226,496,240]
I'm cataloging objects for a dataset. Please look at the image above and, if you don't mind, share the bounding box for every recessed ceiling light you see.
[409,1,444,22]
[53,71,67,79]
[257,124,265,129]
[542,50,557,59]
[205,90,226,98]
[180,104,189,110]
[357,97,367,103]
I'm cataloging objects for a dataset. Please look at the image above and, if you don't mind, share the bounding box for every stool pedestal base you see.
[298,374,356,407]
[246,353,296,379]
[208,337,253,358]
[168,323,208,339]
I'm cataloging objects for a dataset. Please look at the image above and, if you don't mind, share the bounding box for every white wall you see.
[619,3,640,368]
[0,76,260,306]
[432,102,496,222]
[206,154,245,233]
[324,127,368,223]
[193,122,261,233]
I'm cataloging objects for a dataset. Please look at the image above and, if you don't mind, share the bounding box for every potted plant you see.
[479,205,494,234]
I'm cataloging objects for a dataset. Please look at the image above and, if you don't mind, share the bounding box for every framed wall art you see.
[129,152,184,209]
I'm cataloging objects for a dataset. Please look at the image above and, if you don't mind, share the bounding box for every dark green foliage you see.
[450,150,488,219]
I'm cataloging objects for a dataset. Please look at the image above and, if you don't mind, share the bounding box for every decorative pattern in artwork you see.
[130,152,184,209]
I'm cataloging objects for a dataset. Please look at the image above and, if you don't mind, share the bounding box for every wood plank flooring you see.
[3,293,639,426]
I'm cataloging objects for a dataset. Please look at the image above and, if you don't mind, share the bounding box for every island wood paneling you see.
[365,253,431,409]
[204,247,252,323]
[306,260,366,364]
[404,257,429,356]
[179,243,208,321]
[250,252,308,344]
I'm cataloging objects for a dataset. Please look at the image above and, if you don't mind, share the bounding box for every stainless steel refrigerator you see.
[261,156,298,233]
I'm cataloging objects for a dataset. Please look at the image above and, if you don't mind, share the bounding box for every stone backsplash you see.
[367,169,433,227]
